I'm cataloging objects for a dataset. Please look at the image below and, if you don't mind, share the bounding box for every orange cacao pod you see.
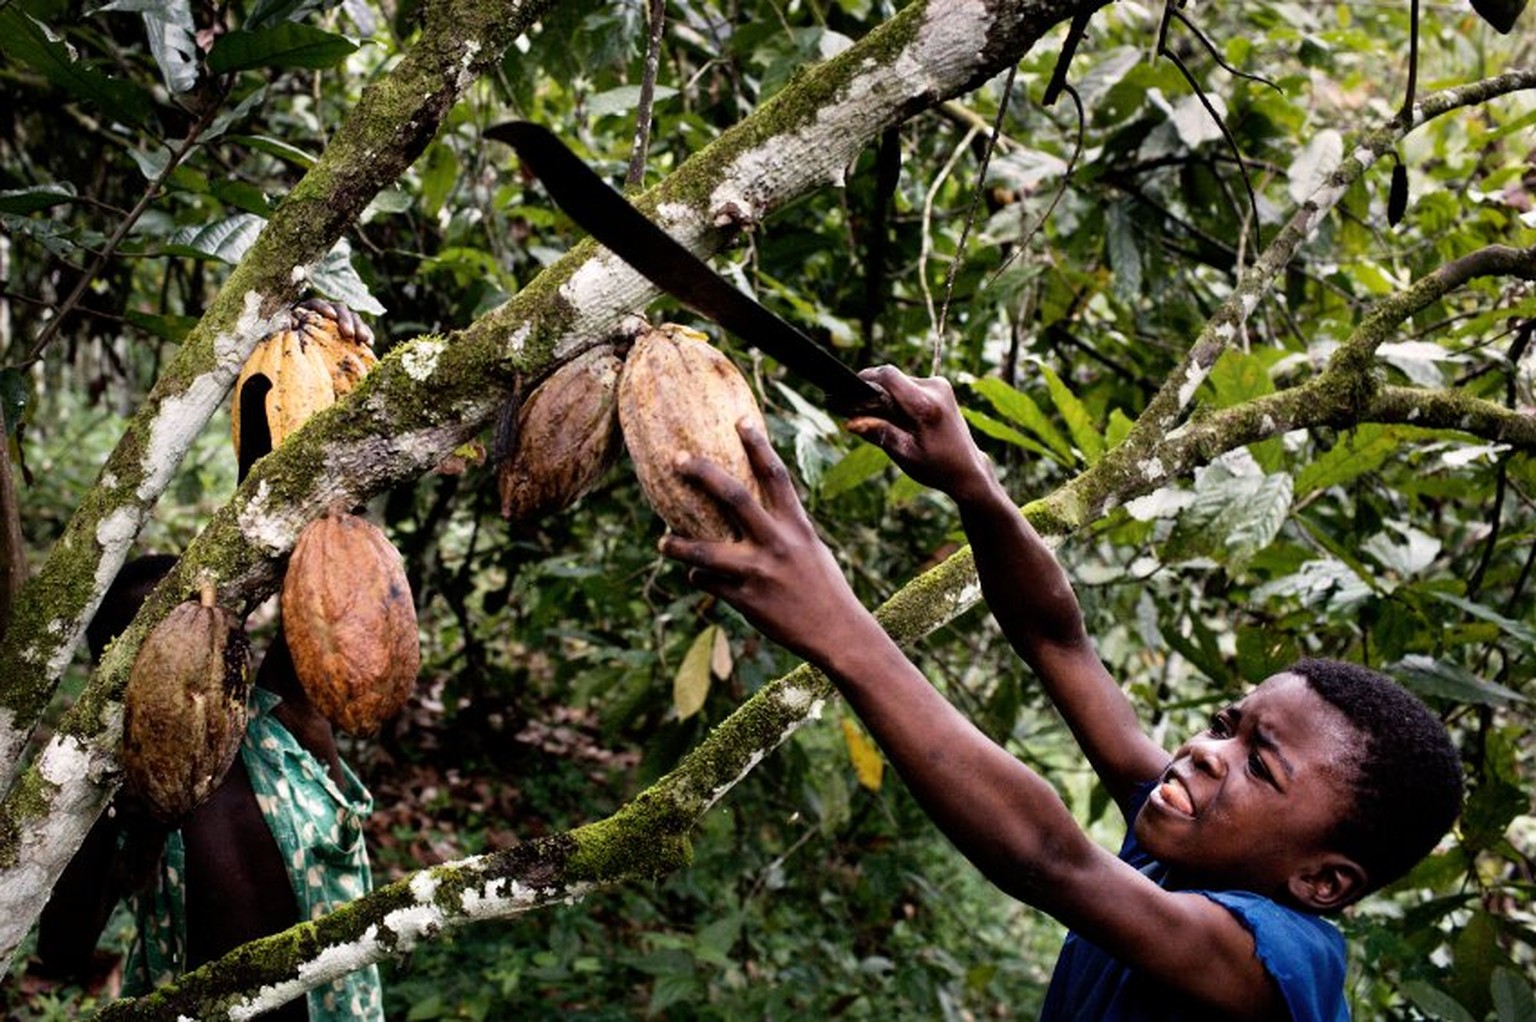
[281,511,420,735]
[499,346,624,522]
[617,324,767,540]
[292,300,378,398]
[122,586,251,822]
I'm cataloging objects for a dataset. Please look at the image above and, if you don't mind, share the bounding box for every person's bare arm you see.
[660,423,1286,1018]
[847,368,1166,810]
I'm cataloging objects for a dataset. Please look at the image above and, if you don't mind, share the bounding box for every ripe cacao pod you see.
[232,301,377,477]
[281,510,420,735]
[499,346,624,522]
[122,585,252,822]
[617,324,767,540]
[292,299,378,398]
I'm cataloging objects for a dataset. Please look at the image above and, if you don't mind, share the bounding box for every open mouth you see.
[1155,774,1196,817]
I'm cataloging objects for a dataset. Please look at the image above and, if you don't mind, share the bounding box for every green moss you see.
[0,766,56,869]
[567,794,694,881]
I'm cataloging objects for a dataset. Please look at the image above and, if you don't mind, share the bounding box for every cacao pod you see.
[122,585,252,822]
[292,300,379,398]
[617,324,767,540]
[499,346,624,522]
[281,510,420,735]
[232,327,335,474]
[232,301,377,478]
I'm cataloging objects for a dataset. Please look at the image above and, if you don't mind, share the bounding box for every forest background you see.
[0,0,1533,1016]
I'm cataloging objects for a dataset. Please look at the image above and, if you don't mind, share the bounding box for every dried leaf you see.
[674,625,717,720]
[710,626,732,679]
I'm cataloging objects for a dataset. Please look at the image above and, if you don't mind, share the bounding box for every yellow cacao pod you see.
[232,327,335,469]
[232,302,377,475]
[499,346,624,522]
[292,300,378,398]
[122,586,251,822]
[617,324,767,540]
[281,511,420,735]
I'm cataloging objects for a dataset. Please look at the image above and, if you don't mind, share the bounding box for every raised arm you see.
[844,368,1167,811]
[660,424,1287,1020]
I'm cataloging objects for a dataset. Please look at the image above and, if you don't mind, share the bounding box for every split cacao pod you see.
[232,301,377,475]
[281,510,420,735]
[499,346,624,522]
[617,324,767,540]
[122,585,251,822]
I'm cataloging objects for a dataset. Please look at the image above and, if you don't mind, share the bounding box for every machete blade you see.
[485,120,893,419]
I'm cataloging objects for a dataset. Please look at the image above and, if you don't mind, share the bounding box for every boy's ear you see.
[1287,855,1368,912]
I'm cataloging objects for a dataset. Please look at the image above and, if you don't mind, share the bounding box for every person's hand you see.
[660,420,871,666]
[845,366,996,506]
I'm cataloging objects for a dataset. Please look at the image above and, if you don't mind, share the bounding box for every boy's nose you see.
[1188,736,1228,778]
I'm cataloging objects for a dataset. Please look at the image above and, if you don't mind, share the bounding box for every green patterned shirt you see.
[125,688,383,1020]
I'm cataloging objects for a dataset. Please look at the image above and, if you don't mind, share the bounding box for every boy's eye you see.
[1248,751,1272,782]
[1207,713,1232,737]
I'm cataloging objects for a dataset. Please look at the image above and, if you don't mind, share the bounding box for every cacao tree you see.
[1,0,1533,1016]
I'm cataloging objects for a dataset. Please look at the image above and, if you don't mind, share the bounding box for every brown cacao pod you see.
[281,511,420,735]
[617,324,767,540]
[499,346,624,522]
[122,586,252,822]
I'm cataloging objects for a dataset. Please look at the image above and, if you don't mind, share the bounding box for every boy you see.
[660,367,1463,1020]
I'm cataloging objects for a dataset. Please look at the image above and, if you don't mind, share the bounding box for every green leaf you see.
[207,23,358,73]
[310,240,385,315]
[205,86,268,141]
[0,183,77,214]
[1293,425,1436,497]
[1105,201,1143,307]
[1461,727,1528,852]
[124,310,199,342]
[97,0,199,94]
[0,9,155,127]
[1401,981,1476,1022]
[819,442,890,501]
[163,212,265,262]
[968,376,1073,462]
[1039,365,1104,465]
[1389,655,1524,707]
[588,84,678,119]
[1427,592,1536,651]
[226,134,317,169]
[961,408,1060,464]
[1492,968,1536,1022]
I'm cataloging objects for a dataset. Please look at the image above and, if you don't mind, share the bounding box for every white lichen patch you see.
[290,265,308,283]
[228,928,385,1021]
[381,903,445,951]
[1212,321,1235,344]
[1175,363,1209,411]
[954,579,983,611]
[505,322,532,358]
[777,684,818,713]
[409,870,439,904]
[236,480,300,554]
[1140,456,1165,482]
[708,748,768,807]
[400,338,447,382]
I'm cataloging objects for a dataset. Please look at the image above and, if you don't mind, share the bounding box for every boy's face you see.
[1134,671,1362,901]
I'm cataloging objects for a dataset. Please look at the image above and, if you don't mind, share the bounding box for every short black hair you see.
[84,554,178,663]
[1288,657,1463,894]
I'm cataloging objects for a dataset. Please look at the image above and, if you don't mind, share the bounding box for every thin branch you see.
[626,0,669,188]
[19,96,225,369]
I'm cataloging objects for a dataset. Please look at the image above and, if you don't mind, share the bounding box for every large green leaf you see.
[1388,655,1525,707]
[0,183,77,214]
[163,213,265,263]
[97,0,199,94]
[0,8,154,127]
[207,23,358,73]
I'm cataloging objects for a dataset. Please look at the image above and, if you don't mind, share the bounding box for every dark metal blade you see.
[485,121,892,418]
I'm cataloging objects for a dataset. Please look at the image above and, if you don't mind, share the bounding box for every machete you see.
[485,121,895,419]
